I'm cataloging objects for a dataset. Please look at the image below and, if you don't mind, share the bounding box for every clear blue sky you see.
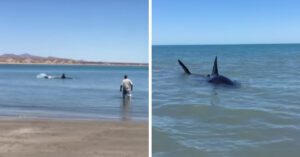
[153,0,300,45]
[0,0,148,63]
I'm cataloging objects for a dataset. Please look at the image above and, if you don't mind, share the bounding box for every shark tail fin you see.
[211,56,219,76]
[178,59,191,74]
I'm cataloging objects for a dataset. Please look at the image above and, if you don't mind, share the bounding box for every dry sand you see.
[0,119,148,157]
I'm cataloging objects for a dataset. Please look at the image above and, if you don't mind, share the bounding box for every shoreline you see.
[0,115,148,122]
[0,118,148,157]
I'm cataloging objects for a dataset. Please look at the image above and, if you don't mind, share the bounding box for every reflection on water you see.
[121,97,131,121]
[210,87,220,106]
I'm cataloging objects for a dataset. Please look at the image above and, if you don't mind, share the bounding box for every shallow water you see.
[152,44,300,157]
[0,65,148,121]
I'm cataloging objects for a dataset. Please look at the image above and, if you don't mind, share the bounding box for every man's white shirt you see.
[121,78,133,91]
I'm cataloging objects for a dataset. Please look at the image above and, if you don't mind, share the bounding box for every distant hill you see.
[0,53,147,66]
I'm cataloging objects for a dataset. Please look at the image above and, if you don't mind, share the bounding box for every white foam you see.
[36,73,48,79]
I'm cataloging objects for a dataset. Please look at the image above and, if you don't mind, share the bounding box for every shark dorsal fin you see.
[211,56,219,76]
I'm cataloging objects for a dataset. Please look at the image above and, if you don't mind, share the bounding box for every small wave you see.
[36,73,48,79]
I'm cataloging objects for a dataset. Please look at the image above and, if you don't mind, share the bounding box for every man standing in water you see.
[120,75,133,98]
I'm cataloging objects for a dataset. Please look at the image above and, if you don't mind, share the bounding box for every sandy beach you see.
[0,119,148,157]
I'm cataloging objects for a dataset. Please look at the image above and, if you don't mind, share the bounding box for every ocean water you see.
[0,65,148,121]
[152,44,300,157]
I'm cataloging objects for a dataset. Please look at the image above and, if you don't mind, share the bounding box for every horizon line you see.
[152,43,300,46]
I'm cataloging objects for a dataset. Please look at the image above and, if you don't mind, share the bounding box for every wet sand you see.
[0,119,148,157]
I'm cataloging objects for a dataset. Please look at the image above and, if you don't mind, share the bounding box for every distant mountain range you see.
[0,53,147,66]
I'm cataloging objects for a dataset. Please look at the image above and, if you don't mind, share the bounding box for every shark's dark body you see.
[178,56,235,86]
[208,75,234,85]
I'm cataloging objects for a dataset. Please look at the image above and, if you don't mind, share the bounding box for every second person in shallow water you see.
[120,75,133,99]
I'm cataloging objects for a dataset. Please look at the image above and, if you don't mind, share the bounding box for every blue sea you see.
[0,65,148,121]
[152,44,300,157]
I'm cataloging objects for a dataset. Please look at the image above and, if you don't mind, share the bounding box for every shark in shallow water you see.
[178,56,237,86]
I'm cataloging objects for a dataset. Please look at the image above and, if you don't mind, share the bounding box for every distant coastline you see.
[0,53,148,66]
